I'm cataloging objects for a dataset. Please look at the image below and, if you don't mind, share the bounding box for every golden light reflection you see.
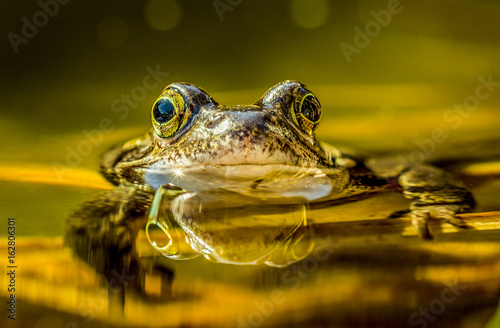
[0,164,111,190]
[173,167,184,178]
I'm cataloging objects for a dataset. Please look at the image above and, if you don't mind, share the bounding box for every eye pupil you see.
[300,95,320,122]
[153,98,176,123]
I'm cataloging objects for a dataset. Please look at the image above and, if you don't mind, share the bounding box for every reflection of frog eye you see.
[151,89,190,138]
[291,93,322,136]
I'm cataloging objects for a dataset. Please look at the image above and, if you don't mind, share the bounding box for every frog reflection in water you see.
[100,81,474,263]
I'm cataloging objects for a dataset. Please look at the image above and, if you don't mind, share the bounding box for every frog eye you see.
[259,81,322,136]
[151,89,189,138]
[291,92,322,136]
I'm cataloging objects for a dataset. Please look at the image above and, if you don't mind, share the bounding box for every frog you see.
[100,80,475,239]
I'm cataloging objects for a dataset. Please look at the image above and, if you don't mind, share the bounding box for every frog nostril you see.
[206,113,225,129]
[206,113,232,135]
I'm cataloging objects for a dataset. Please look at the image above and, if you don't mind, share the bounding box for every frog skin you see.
[100,81,475,239]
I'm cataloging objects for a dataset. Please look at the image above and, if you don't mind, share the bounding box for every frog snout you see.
[206,113,230,135]
[206,111,266,136]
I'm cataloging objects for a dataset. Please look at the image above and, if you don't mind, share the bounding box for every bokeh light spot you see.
[289,0,329,29]
[96,16,129,48]
[145,0,182,31]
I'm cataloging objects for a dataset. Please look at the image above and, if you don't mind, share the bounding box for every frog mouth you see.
[142,164,346,201]
[100,144,127,185]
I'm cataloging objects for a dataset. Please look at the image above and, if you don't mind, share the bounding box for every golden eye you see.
[291,93,322,136]
[151,89,190,138]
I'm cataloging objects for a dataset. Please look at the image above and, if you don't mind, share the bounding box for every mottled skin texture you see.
[100,81,475,238]
[102,82,332,188]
